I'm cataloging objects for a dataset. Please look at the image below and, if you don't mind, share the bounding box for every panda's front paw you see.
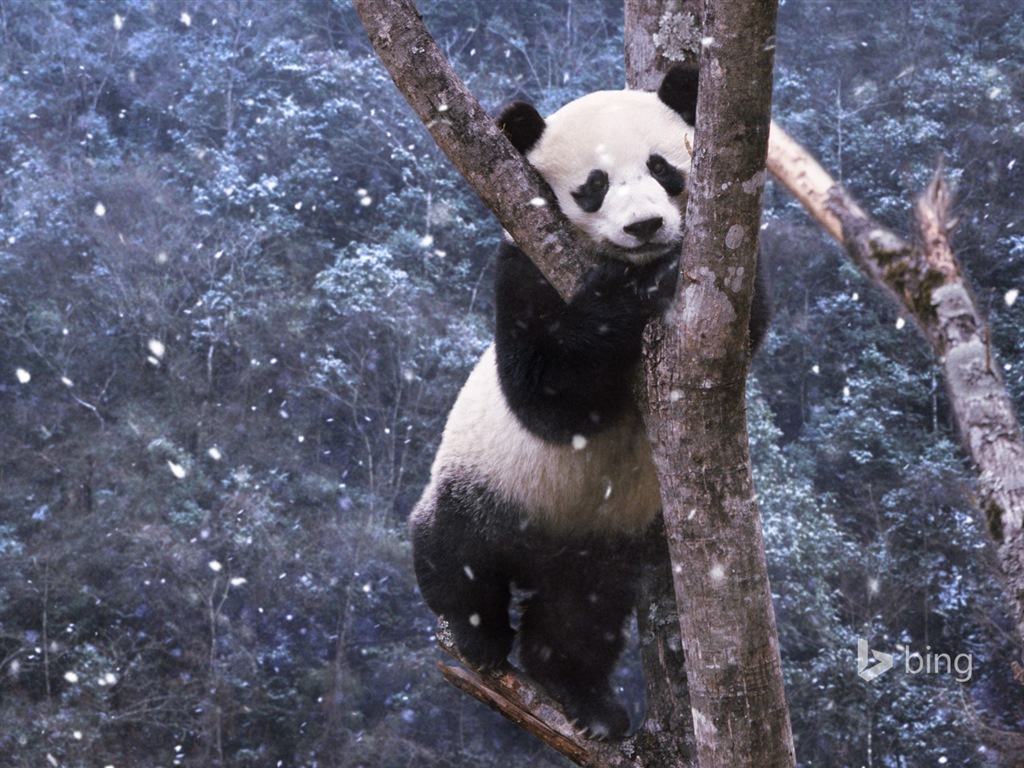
[579,259,632,298]
[449,618,514,671]
[580,255,677,309]
[636,254,679,310]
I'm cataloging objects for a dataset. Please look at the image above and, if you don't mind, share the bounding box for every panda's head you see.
[498,66,699,264]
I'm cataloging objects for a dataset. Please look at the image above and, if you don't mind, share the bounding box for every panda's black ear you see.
[658,65,699,126]
[496,101,546,154]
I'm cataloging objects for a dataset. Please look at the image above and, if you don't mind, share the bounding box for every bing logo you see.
[857,639,973,683]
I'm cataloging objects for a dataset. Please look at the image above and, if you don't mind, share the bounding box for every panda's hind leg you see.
[409,479,517,670]
[516,536,642,740]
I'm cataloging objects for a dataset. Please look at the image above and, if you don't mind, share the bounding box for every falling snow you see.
[1005,288,1019,307]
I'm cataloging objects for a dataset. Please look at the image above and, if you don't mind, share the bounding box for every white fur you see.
[419,345,661,536]
[527,89,695,261]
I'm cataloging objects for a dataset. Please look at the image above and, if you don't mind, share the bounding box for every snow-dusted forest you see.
[1,1,1023,765]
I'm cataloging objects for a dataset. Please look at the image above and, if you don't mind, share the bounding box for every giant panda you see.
[410,66,769,740]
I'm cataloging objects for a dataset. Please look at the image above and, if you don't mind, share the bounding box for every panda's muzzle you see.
[623,216,664,242]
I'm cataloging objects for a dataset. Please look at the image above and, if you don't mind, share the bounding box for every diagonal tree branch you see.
[767,123,1024,648]
[434,618,642,767]
[352,0,597,301]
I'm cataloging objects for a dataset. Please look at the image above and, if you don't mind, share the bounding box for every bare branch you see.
[916,164,959,278]
[767,117,1024,647]
[766,120,860,243]
[434,619,645,768]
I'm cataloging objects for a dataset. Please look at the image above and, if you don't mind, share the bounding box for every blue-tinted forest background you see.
[1,1,1023,765]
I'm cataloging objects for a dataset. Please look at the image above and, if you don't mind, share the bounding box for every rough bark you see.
[640,0,796,766]
[625,0,700,90]
[625,1,697,764]
[767,127,1024,650]
[352,0,596,301]
[632,519,696,764]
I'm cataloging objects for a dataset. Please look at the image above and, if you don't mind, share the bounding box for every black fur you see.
[497,101,546,153]
[657,64,700,125]
[410,476,642,739]
[494,242,678,444]
[571,169,610,213]
[647,153,686,197]
[749,253,772,355]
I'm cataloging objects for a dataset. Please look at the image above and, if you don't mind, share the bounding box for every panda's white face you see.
[527,90,695,264]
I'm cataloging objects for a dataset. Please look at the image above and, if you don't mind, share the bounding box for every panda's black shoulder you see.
[493,240,565,341]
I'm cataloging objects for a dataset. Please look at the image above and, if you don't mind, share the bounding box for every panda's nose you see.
[623,216,663,242]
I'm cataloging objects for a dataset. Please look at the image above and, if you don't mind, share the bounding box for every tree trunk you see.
[625,0,701,89]
[640,0,796,766]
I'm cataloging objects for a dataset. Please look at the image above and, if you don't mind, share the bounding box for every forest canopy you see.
[0,1,1022,766]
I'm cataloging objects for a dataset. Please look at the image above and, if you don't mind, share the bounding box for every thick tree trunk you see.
[767,125,1024,650]
[625,3,700,761]
[640,0,795,766]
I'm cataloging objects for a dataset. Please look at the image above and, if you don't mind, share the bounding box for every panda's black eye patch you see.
[648,153,685,197]
[571,169,609,213]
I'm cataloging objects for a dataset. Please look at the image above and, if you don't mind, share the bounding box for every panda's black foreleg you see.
[516,537,643,740]
[409,481,517,670]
